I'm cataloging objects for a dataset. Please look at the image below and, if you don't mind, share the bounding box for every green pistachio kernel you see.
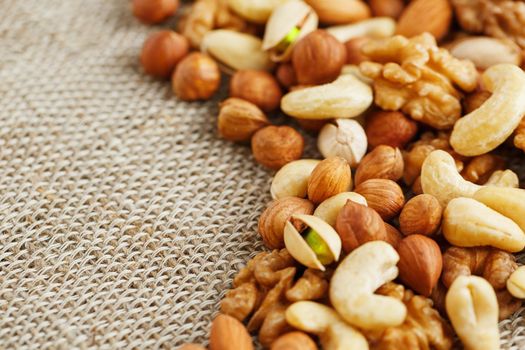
[274,26,301,54]
[304,228,333,265]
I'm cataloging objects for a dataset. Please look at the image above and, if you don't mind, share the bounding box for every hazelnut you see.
[295,118,329,133]
[179,345,206,350]
[369,0,404,19]
[172,53,221,101]
[217,98,270,142]
[365,111,418,149]
[384,222,403,248]
[251,126,304,169]
[411,176,423,195]
[335,200,387,253]
[292,30,347,85]
[140,31,189,79]
[461,154,505,184]
[399,194,443,236]
[397,234,443,296]
[271,332,317,350]
[230,70,282,112]
[132,0,179,24]
[403,144,435,185]
[463,91,492,114]
[276,63,298,89]
[354,145,404,186]
[355,179,405,221]
[307,157,352,204]
[345,37,370,65]
[259,197,314,249]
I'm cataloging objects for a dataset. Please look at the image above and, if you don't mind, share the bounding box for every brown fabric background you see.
[0,0,524,349]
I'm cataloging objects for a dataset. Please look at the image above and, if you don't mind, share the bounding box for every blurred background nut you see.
[140,31,189,79]
[270,331,317,350]
[307,157,352,204]
[258,197,314,249]
[179,344,206,350]
[399,194,443,237]
[461,154,505,184]
[335,200,387,253]
[365,111,418,149]
[354,145,404,186]
[355,179,405,221]
[304,0,371,25]
[507,266,525,299]
[396,0,452,41]
[275,63,297,89]
[218,98,269,142]
[230,70,282,112]
[369,0,404,19]
[172,52,221,101]
[210,314,254,350]
[292,30,347,85]
[251,126,304,170]
[317,119,367,168]
[132,0,179,24]
[227,0,288,24]
[448,36,522,70]
[463,91,491,114]
[295,118,329,133]
[344,37,370,65]
[397,234,443,297]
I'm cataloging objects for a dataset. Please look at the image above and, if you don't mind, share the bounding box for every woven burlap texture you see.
[1,1,525,349]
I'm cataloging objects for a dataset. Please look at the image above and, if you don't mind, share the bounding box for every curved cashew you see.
[281,75,373,120]
[474,186,525,233]
[446,275,499,350]
[421,150,480,206]
[270,159,320,199]
[329,241,407,330]
[450,64,525,156]
[314,192,367,227]
[443,197,525,253]
[326,17,396,43]
[286,301,369,350]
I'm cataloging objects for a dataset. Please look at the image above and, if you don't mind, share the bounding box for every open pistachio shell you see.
[228,0,289,24]
[314,192,367,227]
[262,1,318,62]
[326,17,396,43]
[201,30,274,74]
[284,214,342,271]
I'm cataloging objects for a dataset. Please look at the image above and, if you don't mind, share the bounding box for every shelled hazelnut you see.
[140,31,189,79]
[132,0,179,24]
[172,53,221,101]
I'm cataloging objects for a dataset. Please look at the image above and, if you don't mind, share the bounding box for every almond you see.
[355,179,405,220]
[307,156,352,204]
[396,0,452,41]
[397,234,443,297]
[399,194,442,236]
[354,145,404,186]
[210,314,254,350]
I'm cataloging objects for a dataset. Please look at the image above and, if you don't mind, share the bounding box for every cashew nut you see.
[474,186,525,233]
[507,266,525,299]
[271,159,320,199]
[314,192,367,227]
[446,275,499,350]
[450,64,525,156]
[326,17,396,43]
[421,150,481,206]
[329,241,407,330]
[285,301,369,350]
[281,75,373,120]
[443,197,525,253]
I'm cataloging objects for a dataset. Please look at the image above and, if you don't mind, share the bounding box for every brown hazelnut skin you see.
[399,194,443,236]
[172,53,221,101]
[276,63,298,89]
[251,126,304,170]
[369,0,404,19]
[292,30,347,85]
[132,0,179,24]
[365,111,418,149]
[345,37,370,65]
[218,98,269,142]
[140,31,189,79]
[230,70,282,112]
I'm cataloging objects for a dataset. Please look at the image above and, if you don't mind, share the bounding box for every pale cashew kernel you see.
[474,186,525,233]
[286,301,369,350]
[443,197,525,253]
[329,241,407,330]
[484,169,519,188]
[271,159,320,199]
[281,75,373,120]
[326,17,396,43]
[421,150,480,206]
[446,275,499,350]
[314,192,367,227]
[450,64,525,156]
[507,266,525,299]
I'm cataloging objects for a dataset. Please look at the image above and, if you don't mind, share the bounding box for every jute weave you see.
[0,1,524,349]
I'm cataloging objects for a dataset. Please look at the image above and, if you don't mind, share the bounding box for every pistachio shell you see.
[326,17,396,43]
[201,30,274,74]
[262,1,318,62]
[314,192,367,227]
[284,214,342,270]
[228,0,289,24]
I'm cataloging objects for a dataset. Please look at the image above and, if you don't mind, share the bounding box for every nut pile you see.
[131,0,525,349]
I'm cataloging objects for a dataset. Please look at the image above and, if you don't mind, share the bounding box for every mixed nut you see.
[131,0,525,349]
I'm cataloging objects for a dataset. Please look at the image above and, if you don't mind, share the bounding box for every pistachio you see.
[317,119,367,167]
[227,0,289,24]
[281,75,373,120]
[201,30,274,74]
[284,214,342,270]
[271,159,321,199]
[262,1,319,62]
[326,17,396,43]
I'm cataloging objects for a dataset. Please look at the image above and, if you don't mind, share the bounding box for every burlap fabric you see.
[1,0,525,349]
